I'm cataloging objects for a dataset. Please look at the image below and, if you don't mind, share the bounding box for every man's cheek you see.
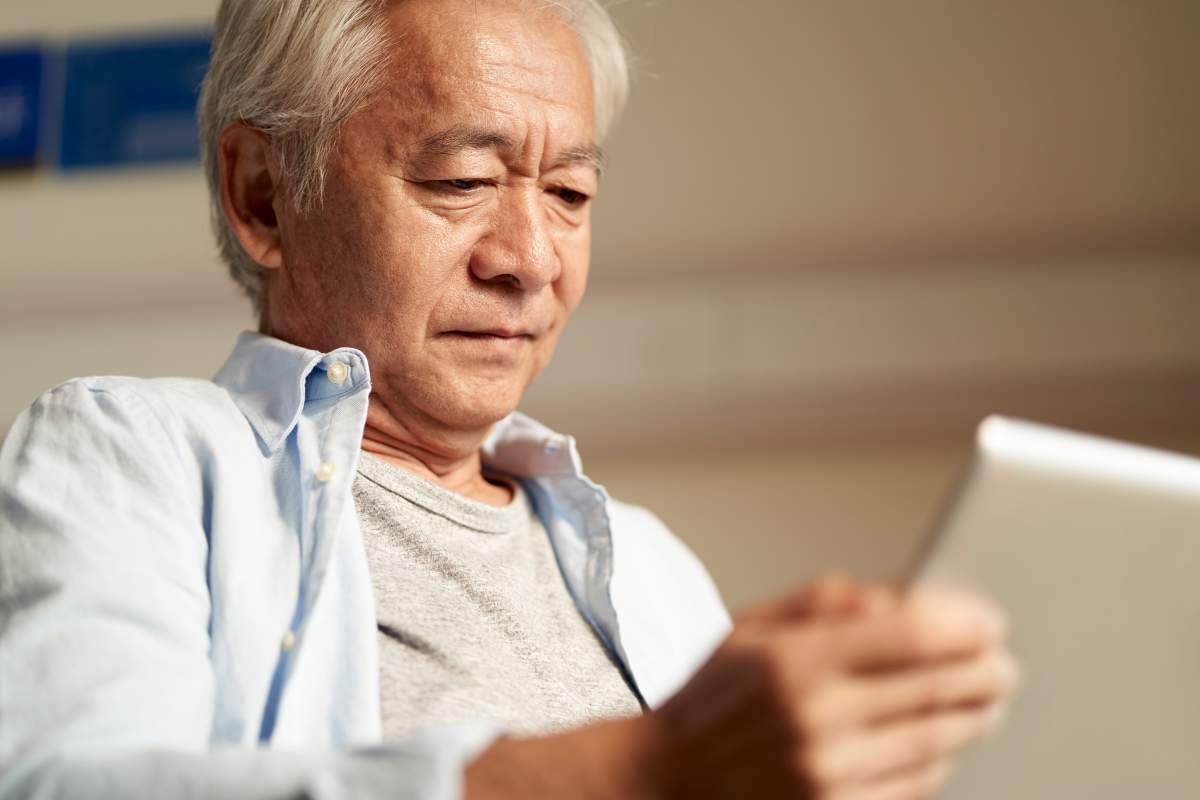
[417,215,486,273]
[530,329,565,380]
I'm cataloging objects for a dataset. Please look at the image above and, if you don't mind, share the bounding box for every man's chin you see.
[443,400,518,431]
[429,382,526,434]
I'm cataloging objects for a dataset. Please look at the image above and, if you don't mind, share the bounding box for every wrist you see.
[463,713,669,800]
[599,712,670,800]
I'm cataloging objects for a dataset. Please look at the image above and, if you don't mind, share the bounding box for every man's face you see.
[265,0,596,433]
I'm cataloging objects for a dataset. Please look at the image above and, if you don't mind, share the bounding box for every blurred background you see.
[1,0,1198,612]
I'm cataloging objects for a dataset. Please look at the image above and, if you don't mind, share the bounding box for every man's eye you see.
[443,179,485,191]
[552,187,590,207]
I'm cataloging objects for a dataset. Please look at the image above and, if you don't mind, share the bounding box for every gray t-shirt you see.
[353,453,642,740]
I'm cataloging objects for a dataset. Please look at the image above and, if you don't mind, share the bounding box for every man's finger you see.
[813,649,1019,728]
[813,707,991,783]
[828,587,1007,670]
[827,759,953,800]
[756,574,870,624]
[800,574,863,613]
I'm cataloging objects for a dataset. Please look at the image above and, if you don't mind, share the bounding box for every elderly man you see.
[0,0,1016,798]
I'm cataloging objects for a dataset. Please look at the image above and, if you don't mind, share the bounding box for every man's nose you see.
[469,189,560,292]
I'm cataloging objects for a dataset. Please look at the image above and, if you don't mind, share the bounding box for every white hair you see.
[198,0,631,312]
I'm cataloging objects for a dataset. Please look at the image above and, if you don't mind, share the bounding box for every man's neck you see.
[360,396,513,507]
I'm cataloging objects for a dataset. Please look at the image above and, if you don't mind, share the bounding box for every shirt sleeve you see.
[0,380,499,800]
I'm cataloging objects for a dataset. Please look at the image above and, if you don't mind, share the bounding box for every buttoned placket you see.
[258,353,372,741]
[298,357,370,616]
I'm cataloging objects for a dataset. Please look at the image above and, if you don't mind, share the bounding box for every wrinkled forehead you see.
[375,0,594,137]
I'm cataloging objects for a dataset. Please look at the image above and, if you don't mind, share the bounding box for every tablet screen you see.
[908,417,1200,799]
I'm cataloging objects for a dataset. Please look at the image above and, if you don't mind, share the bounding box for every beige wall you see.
[2,0,1198,611]
[593,0,1200,268]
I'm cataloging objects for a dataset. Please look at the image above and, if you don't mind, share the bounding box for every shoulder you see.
[43,374,233,409]
[604,495,733,706]
[0,378,229,559]
[20,374,237,427]
[607,498,712,581]
[606,495,732,630]
[3,375,245,470]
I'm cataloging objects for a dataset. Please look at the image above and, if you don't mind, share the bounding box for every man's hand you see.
[466,579,1018,800]
[647,579,1018,799]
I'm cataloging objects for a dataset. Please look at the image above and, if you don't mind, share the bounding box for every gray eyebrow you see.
[557,143,606,176]
[416,125,605,176]
[418,126,515,157]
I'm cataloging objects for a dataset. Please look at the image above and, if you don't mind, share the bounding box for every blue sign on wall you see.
[0,47,44,166]
[59,31,211,169]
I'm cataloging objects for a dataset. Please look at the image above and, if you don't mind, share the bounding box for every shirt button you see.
[315,462,337,482]
[326,361,349,385]
[281,631,296,652]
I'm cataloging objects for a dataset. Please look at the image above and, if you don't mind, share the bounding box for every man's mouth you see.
[443,330,535,350]
[453,329,532,339]
[444,322,541,338]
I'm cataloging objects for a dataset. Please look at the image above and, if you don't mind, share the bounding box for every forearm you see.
[8,717,661,800]
[464,715,664,800]
[2,722,498,800]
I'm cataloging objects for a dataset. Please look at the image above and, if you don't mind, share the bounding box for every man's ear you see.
[218,122,284,269]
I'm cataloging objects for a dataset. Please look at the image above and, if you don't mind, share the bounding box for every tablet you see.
[906,416,1200,799]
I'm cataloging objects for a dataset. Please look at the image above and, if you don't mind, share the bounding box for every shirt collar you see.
[213,331,370,453]
[482,412,584,479]
[213,331,583,478]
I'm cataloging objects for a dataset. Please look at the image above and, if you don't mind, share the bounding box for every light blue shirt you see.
[0,332,731,799]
